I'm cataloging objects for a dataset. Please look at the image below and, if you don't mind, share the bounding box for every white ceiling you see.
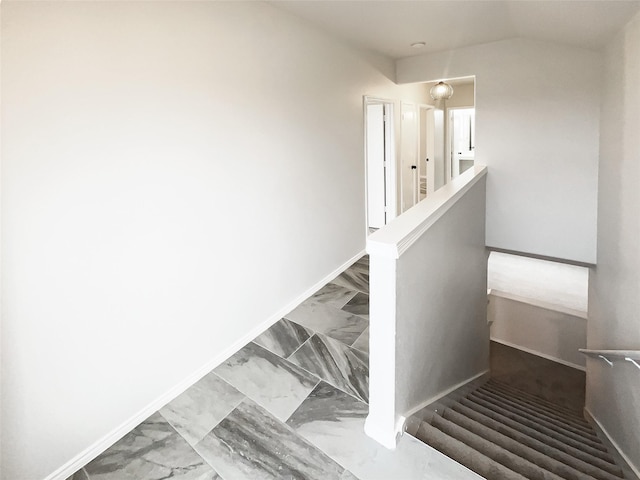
[271,1,640,59]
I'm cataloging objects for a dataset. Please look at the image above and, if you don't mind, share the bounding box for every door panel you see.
[366,104,386,229]
[401,103,418,212]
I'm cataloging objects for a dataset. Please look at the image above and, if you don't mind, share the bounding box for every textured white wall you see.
[397,38,601,264]
[0,3,430,479]
[489,294,587,369]
[587,11,640,474]
[395,173,489,417]
[488,252,588,313]
[365,167,489,447]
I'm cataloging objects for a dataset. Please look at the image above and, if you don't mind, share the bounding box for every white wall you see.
[397,38,601,264]
[489,293,586,369]
[0,3,432,479]
[396,170,489,415]
[366,167,489,447]
[489,251,588,313]
[587,11,640,474]
[444,82,475,109]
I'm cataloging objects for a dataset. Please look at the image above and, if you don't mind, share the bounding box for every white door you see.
[419,106,436,198]
[401,103,418,212]
[449,108,475,180]
[366,104,386,229]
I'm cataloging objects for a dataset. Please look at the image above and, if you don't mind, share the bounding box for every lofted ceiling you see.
[271,1,640,59]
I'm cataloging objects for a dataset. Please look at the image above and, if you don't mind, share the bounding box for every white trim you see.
[367,164,486,259]
[584,408,640,479]
[364,256,399,449]
[363,96,396,233]
[490,337,586,371]
[489,289,588,320]
[402,369,490,424]
[44,249,366,480]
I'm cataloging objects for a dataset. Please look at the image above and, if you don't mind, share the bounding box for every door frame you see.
[446,106,475,183]
[418,104,435,198]
[363,96,396,234]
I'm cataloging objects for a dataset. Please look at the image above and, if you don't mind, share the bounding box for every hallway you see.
[68,257,476,480]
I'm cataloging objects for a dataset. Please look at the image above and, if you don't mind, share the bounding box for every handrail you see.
[579,349,640,370]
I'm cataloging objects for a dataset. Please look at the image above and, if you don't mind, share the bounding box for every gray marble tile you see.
[288,383,481,480]
[331,268,369,294]
[252,318,311,358]
[307,282,358,308]
[213,341,319,421]
[84,412,220,480]
[341,292,369,320]
[341,470,360,480]
[285,302,368,346]
[195,398,345,480]
[66,469,89,480]
[159,371,244,446]
[288,334,369,403]
[351,327,369,355]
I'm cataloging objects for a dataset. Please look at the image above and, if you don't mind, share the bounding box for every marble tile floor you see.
[69,256,479,480]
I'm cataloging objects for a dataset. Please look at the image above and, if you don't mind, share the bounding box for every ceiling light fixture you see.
[411,42,426,48]
[430,81,454,100]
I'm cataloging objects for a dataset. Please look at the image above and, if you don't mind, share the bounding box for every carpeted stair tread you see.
[487,380,585,418]
[486,381,586,421]
[474,388,597,436]
[411,381,626,480]
[451,403,624,478]
[460,397,614,461]
[467,393,607,451]
[458,397,616,464]
[443,407,623,480]
[478,385,592,430]
[415,420,528,480]
[430,414,565,480]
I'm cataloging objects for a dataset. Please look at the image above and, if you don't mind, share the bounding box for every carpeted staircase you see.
[413,379,627,480]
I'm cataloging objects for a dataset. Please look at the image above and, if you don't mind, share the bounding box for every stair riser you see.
[479,386,592,430]
[451,403,623,478]
[476,389,596,435]
[468,393,605,449]
[462,397,611,457]
[416,421,529,480]
[444,408,624,480]
[432,415,565,480]
[487,381,585,419]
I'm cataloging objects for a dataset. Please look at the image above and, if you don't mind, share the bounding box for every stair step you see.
[478,385,592,430]
[430,414,565,480]
[416,420,528,480]
[443,408,623,480]
[460,397,615,461]
[451,403,623,478]
[487,380,585,418]
[467,392,606,450]
[474,388,597,436]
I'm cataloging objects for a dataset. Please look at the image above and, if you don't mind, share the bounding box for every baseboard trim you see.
[402,369,490,435]
[44,250,366,480]
[490,337,586,372]
[584,407,640,480]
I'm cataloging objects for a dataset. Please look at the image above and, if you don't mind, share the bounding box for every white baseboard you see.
[44,250,366,480]
[490,337,586,372]
[402,369,490,430]
[584,407,640,479]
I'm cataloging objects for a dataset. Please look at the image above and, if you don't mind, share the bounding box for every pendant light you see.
[430,81,454,100]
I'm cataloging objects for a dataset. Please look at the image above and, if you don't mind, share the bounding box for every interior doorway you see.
[448,107,475,180]
[401,103,436,213]
[364,97,395,232]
